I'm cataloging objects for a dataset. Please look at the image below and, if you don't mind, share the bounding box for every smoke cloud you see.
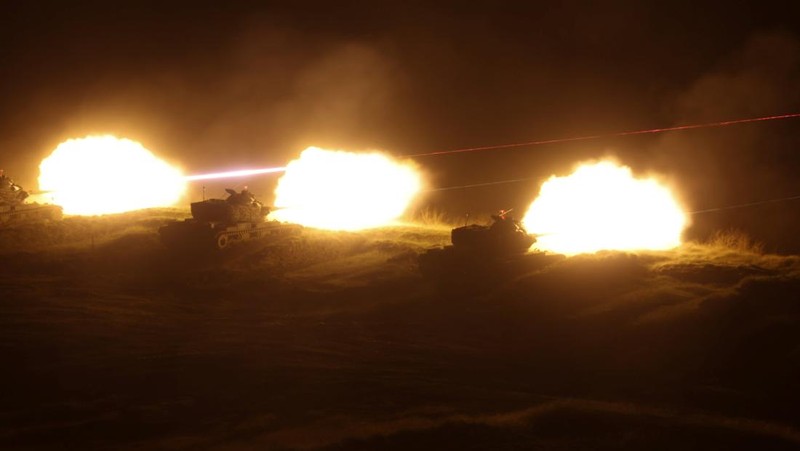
[652,31,800,252]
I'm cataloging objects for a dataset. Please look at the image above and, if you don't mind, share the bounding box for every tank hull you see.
[190,199,269,224]
[0,203,63,226]
[159,218,302,251]
[451,224,535,255]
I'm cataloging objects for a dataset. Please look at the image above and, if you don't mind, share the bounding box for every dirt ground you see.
[1,210,799,449]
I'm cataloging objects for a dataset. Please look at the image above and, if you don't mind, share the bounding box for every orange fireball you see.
[39,135,186,215]
[271,147,423,230]
[523,161,688,255]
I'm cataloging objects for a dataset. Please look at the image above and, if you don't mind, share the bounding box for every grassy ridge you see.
[1,212,799,449]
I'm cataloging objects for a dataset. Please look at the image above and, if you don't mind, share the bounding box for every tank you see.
[450,214,536,255]
[159,188,301,251]
[0,177,62,226]
[418,212,561,286]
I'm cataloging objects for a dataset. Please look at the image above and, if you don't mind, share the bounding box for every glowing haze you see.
[39,135,186,215]
[271,147,422,230]
[522,161,687,255]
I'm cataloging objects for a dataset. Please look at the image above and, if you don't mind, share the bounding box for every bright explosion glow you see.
[271,147,422,230]
[39,135,186,215]
[522,161,687,255]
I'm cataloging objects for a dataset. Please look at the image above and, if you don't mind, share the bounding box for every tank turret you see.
[189,188,270,224]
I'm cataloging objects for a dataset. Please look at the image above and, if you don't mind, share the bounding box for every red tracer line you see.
[406,112,800,158]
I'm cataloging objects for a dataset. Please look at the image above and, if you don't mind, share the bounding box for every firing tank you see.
[0,175,62,226]
[418,211,559,283]
[159,188,301,251]
[450,213,535,255]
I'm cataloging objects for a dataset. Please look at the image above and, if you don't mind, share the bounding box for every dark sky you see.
[2,1,800,250]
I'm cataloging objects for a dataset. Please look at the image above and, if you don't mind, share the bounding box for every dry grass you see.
[661,229,800,276]
[3,212,800,450]
[401,207,460,229]
[0,208,190,253]
[707,229,765,254]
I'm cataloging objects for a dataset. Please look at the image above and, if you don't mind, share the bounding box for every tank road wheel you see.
[216,234,230,250]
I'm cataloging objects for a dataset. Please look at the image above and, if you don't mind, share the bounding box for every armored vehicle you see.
[159,188,301,251]
[0,175,62,226]
[450,213,536,255]
[418,212,559,284]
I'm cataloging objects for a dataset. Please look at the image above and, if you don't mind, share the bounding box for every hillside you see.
[1,211,799,449]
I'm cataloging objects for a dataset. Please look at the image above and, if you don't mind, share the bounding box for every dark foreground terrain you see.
[1,210,799,449]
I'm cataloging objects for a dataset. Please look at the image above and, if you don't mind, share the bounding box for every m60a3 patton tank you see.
[450,213,536,255]
[159,188,301,251]
[418,211,560,284]
[0,173,62,226]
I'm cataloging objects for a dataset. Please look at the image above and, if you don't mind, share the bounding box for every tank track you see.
[159,219,302,251]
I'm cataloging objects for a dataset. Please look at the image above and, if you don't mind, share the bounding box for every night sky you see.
[2,1,800,250]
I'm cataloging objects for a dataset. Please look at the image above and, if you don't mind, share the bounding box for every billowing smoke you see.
[652,31,800,252]
[189,30,407,176]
